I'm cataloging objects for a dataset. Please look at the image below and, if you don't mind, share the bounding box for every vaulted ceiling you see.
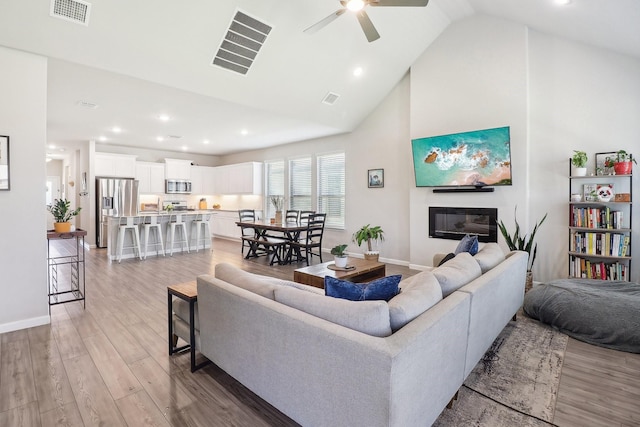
[0,0,638,157]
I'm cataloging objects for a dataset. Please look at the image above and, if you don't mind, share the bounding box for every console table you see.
[47,229,86,308]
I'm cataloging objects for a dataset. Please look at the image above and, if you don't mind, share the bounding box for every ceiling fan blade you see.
[356,10,380,42]
[304,9,347,34]
[368,0,429,6]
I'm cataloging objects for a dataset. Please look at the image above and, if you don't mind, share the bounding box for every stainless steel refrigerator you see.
[96,178,139,248]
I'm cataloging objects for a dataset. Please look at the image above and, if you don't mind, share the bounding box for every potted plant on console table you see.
[330,244,349,268]
[48,198,82,233]
[353,224,385,262]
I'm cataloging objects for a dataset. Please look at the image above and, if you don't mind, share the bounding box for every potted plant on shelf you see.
[353,224,384,262]
[497,207,547,292]
[48,198,81,233]
[612,150,636,175]
[330,244,349,268]
[571,150,588,176]
[270,195,285,223]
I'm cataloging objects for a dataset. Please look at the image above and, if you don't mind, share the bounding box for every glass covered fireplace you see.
[429,206,498,243]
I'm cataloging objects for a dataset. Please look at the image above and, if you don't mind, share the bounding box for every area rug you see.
[433,313,568,426]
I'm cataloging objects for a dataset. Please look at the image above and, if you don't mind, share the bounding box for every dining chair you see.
[285,210,299,223]
[238,209,256,255]
[299,210,316,224]
[288,213,326,265]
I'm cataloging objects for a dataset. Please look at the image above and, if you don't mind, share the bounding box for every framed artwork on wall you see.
[0,135,10,191]
[368,168,384,188]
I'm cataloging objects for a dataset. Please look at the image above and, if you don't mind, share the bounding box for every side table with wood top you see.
[167,281,210,372]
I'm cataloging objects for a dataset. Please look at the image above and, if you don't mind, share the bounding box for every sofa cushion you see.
[473,243,505,273]
[325,275,401,302]
[388,270,443,332]
[274,287,392,337]
[454,234,479,255]
[214,263,279,299]
[432,252,482,297]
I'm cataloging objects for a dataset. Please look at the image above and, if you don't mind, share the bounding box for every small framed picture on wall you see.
[368,168,384,188]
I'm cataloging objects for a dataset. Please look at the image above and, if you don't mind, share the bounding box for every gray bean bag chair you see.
[524,278,640,353]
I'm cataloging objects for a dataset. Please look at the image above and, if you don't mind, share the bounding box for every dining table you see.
[235,220,308,264]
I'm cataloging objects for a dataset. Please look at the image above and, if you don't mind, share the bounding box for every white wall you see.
[408,14,640,282]
[0,46,49,332]
[221,75,412,264]
[408,15,529,270]
[528,30,640,282]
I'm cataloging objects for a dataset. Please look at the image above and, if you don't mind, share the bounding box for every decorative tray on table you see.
[327,263,356,271]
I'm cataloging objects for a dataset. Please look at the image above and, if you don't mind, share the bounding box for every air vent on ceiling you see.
[76,100,98,109]
[50,0,91,26]
[322,92,340,106]
[212,10,272,75]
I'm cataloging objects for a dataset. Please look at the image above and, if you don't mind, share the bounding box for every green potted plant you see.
[352,224,384,262]
[613,150,636,175]
[571,150,588,176]
[330,244,349,268]
[48,198,81,233]
[497,207,547,292]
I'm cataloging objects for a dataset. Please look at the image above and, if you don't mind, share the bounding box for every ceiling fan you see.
[304,0,430,43]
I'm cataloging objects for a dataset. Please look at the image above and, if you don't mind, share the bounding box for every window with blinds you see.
[265,159,284,219]
[317,152,345,229]
[289,157,312,211]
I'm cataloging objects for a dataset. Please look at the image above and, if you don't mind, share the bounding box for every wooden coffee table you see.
[294,257,386,289]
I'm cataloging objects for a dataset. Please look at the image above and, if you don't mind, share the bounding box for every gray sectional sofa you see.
[173,244,528,426]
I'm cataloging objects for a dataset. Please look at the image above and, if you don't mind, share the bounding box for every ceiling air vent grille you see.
[322,92,340,106]
[212,10,272,75]
[50,0,91,26]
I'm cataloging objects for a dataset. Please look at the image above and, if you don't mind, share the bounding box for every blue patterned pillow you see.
[454,234,479,256]
[325,275,402,302]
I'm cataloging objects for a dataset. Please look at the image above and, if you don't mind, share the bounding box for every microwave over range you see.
[165,179,192,194]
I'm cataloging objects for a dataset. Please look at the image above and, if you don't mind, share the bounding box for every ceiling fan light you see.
[347,0,365,12]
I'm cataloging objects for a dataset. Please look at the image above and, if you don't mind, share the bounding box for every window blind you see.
[289,157,312,211]
[317,152,345,229]
[265,159,284,219]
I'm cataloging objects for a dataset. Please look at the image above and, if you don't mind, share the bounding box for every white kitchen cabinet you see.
[136,162,165,194]
[211,210,241,240]
[191,166,216,195]
[165,158,192,180]
[214,162,262,195]
[95,153,137,178]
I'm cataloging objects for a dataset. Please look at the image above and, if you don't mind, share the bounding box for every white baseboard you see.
[0,315,50,334]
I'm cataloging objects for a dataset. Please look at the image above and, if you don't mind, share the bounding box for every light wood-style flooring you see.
[0,238,638,426]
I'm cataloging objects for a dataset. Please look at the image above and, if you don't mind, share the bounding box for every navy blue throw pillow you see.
[454,234,479,256]
[438,252,456,266]
[325,275,402,302]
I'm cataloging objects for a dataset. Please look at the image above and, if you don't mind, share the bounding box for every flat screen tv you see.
[411,126,512,188]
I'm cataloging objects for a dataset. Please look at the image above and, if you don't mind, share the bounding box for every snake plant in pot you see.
[48,198,81,233]
[497,207,547,292]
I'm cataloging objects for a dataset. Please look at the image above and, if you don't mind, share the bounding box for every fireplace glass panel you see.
[429,207,498,243]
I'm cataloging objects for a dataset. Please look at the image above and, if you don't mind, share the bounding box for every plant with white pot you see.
[353,224,385,262]
[571,150,588,176]
[330,244,349,268]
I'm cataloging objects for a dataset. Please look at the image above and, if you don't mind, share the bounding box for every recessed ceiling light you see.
[98,136,107,142]
[112,126,121,133]
[346,0,365,12]
[554,0,571,5]
[156,136,164,142]
[158,114,171,122]
[48,144,56,149]
[203,139,210,144]
[241,129,249,136]
[353,67,363,77]
[181,146,188,151]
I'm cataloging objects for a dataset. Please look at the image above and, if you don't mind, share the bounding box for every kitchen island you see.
[106,211,214,261]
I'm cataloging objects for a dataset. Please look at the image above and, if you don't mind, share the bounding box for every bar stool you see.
[191,212,212,252]
[142,216,165,259]
[116,216,142,263]
[166,213,190,256]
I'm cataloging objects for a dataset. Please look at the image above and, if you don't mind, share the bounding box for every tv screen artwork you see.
[412,126,512,187]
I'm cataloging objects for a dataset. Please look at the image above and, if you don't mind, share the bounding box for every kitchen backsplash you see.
[139,193,263,211]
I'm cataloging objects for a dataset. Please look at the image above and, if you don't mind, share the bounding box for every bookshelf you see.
[568,160,632,281]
